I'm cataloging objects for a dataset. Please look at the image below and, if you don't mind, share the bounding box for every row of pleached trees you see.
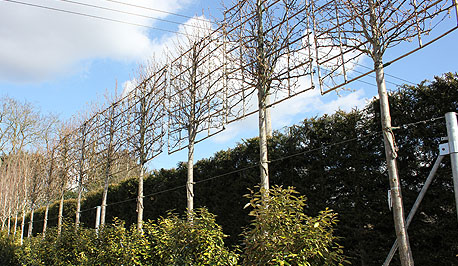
[0,1,455,265]
[0,95,142,243]
[7,72,458,265]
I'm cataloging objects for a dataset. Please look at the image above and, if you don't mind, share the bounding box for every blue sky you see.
[0,0,457,170]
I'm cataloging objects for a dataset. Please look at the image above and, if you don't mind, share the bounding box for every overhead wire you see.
[354,62,417,85]
[101,0,219,25]
[1,0,203,38]
[52,0,213,30]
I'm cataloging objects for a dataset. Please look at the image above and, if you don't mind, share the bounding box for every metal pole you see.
[95,206,101,234]
[383,155,444,266]
[445,112,458,220]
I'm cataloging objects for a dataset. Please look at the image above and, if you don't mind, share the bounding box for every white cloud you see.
[121,78,138,97]
[319,89,367,114]
[212,114,258,143]
[0,0,192,82]
[149,16,215,61]
[119,15,215,97]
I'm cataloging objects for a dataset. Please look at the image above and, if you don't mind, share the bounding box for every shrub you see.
[87,218,153,265]
[242,186,347,265]
[145,208,239,265]
[16,222,95,266]
[0,231,19,266]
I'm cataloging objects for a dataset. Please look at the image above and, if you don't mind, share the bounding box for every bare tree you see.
[0,156,14,233]
[19,152,31,245]
[4,156,21,236]
[98,89,126,227]
[26,150,45,238]
[41,115,59,238]
[223,0,313,196]
[42,145,56,238]
[0,157,10,231]
[100,105,114,227]
[0,97,43,154]
[55,123,73,235]
[0,97,56,243]
[74,121,88,230]
[0,97,37,233]
[126,63,167,230]
[167,20,228,219]
[8,154,25,237]
[301,1,453,265]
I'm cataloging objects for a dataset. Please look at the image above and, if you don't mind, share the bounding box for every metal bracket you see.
[439,143,450,155]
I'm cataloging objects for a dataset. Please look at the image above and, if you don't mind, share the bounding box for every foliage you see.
[18,222,95,266]
[15,220,151,266]
[242,186,346,265]
[87,218,152,265]
[0,232,19,266]
[7,208,238,265]
[145,208,239,265]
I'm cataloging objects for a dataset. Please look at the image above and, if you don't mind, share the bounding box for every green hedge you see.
[3,187,344,265]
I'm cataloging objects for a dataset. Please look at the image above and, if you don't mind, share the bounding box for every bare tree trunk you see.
[137,165,144,230]
[20,206,25,245]
[100,172,109,226]
[44,147,55,239]
[137,95,147,231]
[265,94,272,138]
[256,0,269,194]
[6,204,11,235]
[14,196,19,236]
[0,191,3,232]
[75,176,82,231]
[187,138,195,220]
[13,211,18,236]
[101,105,115,227]
[75,124,85,231]
[7,210,11,235]
[258,92,269,192]
[374,59,414,266]
[58,191,64,236]
[365,0,413,263]
[27,205,34,238]
[186,45,198,222]
[42,201,49,239]
[1,192,7,231]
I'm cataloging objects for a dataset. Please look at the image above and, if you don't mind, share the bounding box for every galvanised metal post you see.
[445,112,458,220]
